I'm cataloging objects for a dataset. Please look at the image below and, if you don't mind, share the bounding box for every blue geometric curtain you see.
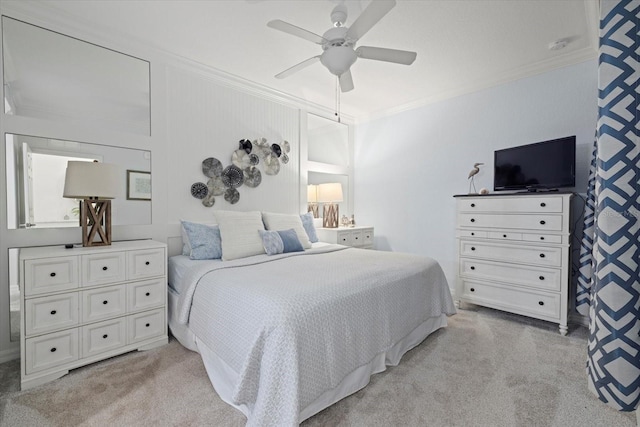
[576,0,639,412]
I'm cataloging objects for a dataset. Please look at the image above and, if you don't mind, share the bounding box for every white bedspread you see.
[173,245,456,426]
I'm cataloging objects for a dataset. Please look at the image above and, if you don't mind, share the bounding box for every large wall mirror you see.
[6,134,151,229]
[2,16,151,135]
[307,114,349,167]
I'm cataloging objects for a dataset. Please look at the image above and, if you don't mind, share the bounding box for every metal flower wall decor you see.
[190,138,291,206]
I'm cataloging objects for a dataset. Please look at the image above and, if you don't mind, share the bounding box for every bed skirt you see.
[194,313,448,424]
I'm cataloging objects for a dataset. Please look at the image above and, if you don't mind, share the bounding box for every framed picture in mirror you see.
[127,170,151,200]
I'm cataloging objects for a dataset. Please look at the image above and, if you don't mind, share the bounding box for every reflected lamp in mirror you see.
[307,184,319,218]
[63,161,121,246]
[317,183,343,228]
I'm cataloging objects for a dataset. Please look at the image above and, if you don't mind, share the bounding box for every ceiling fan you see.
[267,0,417,92]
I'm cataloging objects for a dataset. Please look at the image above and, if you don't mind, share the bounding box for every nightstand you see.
[316,226,374,249]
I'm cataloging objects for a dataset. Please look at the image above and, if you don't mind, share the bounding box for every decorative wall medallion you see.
[239,139,252,154]
[221,165,245,188]
[202,157,223,177]
[191,182,208,199]
[193,135,291,205]
[224,188,240,204]
[263,153,280,175]
[232,149,251,169]
[202,193,215,207]
[207,176,226,196]
[244,166,262,188]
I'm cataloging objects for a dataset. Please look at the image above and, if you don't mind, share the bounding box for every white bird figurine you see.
[468,163,484,194]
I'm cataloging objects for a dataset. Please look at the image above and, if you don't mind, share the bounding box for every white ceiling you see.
[17,0,598,120]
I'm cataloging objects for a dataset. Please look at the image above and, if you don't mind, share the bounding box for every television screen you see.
[494,136,576,191]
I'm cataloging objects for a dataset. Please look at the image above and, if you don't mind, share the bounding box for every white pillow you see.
[214,210,265,261]
[261,212,312,249]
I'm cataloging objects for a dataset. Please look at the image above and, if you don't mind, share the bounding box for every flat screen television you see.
[494,136,576,192]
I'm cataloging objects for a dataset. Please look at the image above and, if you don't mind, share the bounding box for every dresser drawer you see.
[457,197,563,213]
[522,233,563,244]
[127,249,165,280]
[81,285,126,323]
[128,309,165,343]
[362,228,374,246]
[335,231,352,245]
[351,230,365,247]
[25,293,79,336]
[459,258,561,291]
[460,241,562,267]
[25,329,79,374]
[487,231,522,241]
[81,318,127,358]
[458,213,563,231]
[24,257,79,296]
[461,279,560,320]
[127,278,166,312]
[458,230,488,239]
[82,252,126,287]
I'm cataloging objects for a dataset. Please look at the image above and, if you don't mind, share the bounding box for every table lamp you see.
[307,184,319,218]
[317,182,343,228]
[63,160,121,246]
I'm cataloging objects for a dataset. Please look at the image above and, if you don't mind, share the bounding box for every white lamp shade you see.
[317,182,343,203]
[63,161,121,199]
[307,184,318,203]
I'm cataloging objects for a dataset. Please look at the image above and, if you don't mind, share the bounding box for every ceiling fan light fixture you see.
[320,46,357,76]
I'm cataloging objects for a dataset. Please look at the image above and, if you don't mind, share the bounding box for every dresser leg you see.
[559,324,568,336]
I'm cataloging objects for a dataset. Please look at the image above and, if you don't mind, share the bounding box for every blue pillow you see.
[259,228,304,255]
[181,221,222,260]
[300,212,319,243]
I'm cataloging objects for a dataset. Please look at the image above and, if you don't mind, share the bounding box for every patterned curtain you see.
[576,0,639,412]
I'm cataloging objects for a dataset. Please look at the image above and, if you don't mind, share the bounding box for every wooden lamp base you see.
[80,199,112,246]
[323,204,339,228]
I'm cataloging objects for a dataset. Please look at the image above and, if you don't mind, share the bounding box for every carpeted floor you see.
[0,306,636,427]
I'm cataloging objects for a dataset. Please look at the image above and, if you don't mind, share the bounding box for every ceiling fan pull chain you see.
[335,76,341,123]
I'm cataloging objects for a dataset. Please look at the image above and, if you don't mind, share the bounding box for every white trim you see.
[0,346,20,363]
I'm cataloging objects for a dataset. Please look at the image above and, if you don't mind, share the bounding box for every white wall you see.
[354,60,598,297]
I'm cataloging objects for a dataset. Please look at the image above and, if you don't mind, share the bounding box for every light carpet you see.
[0,306,635,426]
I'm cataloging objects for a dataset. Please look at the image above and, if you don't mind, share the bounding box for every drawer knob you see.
[145,323,150,327]
[538,301,544,306]
[471,247,476,251]
[50,347,57,353]
[145,292,150,297]
[103,300,108,305]
[539,253,545,258]
[540,202,546,207]
[470,266,475,270]
[540,236,545,240]
[102,266,108,271]
[471,232,475,236]
[50,310,57,315]
[503,234,507,238]
[539,276,545,280]
[540,220,546,225]
[470,203,475,208]
[145,261,150,265]
[355,237,358,240]
[470,218,476,223]
[50,272,56,277]
[103,334,108,339]
[470,288,475,292]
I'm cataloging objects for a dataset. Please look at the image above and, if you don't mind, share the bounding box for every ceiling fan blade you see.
[339,70,354,92]
[356,46,417,65]
[267,20,326,44]
[345,0,396,42]
[275,56,321,79]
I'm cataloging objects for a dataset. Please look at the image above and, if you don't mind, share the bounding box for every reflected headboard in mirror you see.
[5,134,151,229]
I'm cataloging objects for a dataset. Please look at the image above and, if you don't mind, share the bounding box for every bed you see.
[168,237,456,426]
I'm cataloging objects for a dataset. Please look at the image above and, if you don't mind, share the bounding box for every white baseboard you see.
[0,346,19,364]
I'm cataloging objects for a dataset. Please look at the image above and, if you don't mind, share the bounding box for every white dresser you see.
[19,240,168,390]
[455,193,573,335]
[316,226,374,249]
